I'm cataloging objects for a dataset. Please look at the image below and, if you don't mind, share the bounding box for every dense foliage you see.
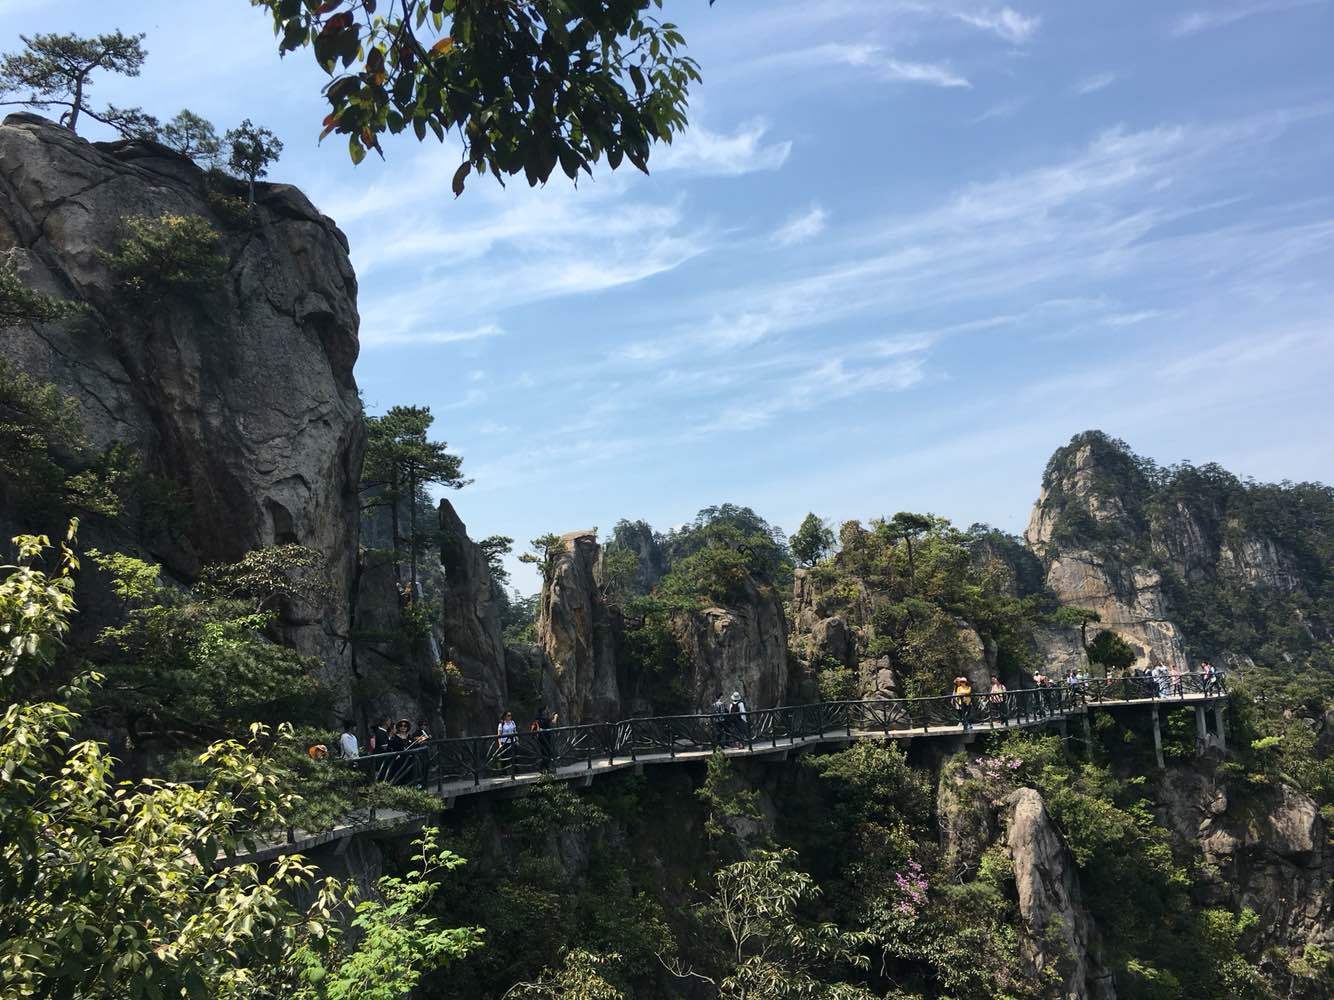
[252,0,702,188]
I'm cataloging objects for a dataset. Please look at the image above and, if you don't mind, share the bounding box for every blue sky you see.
[5,0,1333,592]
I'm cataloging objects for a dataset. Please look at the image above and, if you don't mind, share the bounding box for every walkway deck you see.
[225,680,1226,866]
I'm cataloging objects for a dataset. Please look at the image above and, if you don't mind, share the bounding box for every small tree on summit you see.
[162,109,220,164]
[224,119,283,207]
[790,513,835,567]
[0,31,149,135]
[887,511,934,589]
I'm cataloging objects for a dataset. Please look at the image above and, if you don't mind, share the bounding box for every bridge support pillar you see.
[1151,704,1165,770]
[1195,706,1208,754]
[1213,704,1227,751]
[1081,714,1093,758]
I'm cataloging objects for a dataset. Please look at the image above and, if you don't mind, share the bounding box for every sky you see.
[4,0,1333,592]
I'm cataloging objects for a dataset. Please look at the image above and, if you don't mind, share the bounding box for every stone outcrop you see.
[0,114,362,686]
[437,498,510,734]
[1006,787,1117,1000]
[676,577,789,711]
[1158,765,1331,989]
[538,530,622,723]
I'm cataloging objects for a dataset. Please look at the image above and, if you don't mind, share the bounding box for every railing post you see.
[474,739,481,787]
[790,708,796,745]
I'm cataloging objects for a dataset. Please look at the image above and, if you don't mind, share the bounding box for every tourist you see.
[337,718,359,760]
[709,692,727,747]
[387,719,412,784]
[989,675,1007,724]
[307,743,328,761]
[410,719,431,785]
[536,704,559,769]
[728,691,749,747]
[1201,660,1221,695]
[371,715,392,780]
[496,711,518,764]
[951,676,973,731]
[1152,664,1170,698]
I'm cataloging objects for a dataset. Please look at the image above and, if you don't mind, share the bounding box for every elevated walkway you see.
[228,676,1227,865]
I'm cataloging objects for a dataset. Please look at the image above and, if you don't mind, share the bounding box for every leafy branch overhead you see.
[251,0,702,190]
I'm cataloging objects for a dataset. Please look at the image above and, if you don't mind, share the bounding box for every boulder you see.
[810,615,854,668]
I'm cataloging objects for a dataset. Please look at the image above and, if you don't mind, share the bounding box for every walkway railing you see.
[335,673,1225,822]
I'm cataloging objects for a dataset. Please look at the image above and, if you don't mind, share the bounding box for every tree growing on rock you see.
[0,30,150,136]
[887,511,935,590]
[362,405,467,592]
[225,118,284,207]
[790,513,835,567]
[162,108,221,164]
[250,0,701,190]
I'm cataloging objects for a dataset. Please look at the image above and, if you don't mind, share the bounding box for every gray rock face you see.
[1006,787,1117,1000]
[676,577,789,711]
[438,498,510,734]
[538,530,622,723]
[0,114,362,685]
[1158,766,1331,981]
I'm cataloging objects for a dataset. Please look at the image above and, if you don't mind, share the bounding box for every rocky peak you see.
[0,113,362,686]
[1026,430,1150,556]
[538,529,622,723]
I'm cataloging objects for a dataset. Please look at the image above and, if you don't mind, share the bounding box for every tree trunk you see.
[68,74,84,133]
[247,174,256,208]
[389,466,402,585]
[408,465,419,596]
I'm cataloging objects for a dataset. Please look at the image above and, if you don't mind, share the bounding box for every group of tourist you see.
[330,716,433,784]
[496,705,562,768]
[708,691,751,747]
[949,675,1011,731]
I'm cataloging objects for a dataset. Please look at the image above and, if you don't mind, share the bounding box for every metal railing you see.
[332,673,1225,822]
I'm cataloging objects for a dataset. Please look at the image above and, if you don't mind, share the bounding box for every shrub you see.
[99,212,226,298]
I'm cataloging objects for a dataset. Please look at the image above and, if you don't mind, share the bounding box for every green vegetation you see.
[98,213,227,299]
[0,529,478,999]
[225,118,283,207]
[162,108,221,164]
[0,30,149,135]
[1,253,80,326]
[253,0,701,187]
[791,512,836,568]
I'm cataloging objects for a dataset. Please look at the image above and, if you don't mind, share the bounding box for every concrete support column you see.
[1195,705,1208,753]
[1082,713,1093,758]
[1151,704,1165,770]
[1213,704,1227,751]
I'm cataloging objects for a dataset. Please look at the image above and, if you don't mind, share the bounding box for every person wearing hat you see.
[951,676,973,732]
[727,691,749,747]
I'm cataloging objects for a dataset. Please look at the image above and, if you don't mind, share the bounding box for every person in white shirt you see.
[338,719,359,759]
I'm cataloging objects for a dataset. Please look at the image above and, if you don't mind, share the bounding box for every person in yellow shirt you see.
[951,676,974,731]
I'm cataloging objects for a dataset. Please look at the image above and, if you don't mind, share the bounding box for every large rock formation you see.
[437,498,510,733]
[1158,765,1331,992]
[539,530,622,723]
[1006,787,1117,999]
[0,114,362,686]
[676,577,789,711]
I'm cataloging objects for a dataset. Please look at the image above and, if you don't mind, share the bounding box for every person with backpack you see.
[496,711,518,766]
[728,691,749,747]
[370,716,392,780]
[709,692,727,747]
[535,705,559,770]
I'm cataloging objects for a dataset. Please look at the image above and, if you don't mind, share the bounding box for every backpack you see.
[729,702,741,715]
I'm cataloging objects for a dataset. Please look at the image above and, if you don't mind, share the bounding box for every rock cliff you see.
[675,577,789,711]
[539,529,623,723]
[0,113,362,686]
[1025,430,1325,671]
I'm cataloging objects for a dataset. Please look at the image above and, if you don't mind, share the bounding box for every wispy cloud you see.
[772,205,829,246]
[973,97,1028,122]
[950,7,1041,43]
[360,323,504,350]
[1075,72,1117,95]
[653,119,792,176]
[1170,0,1321,36]
[810,42,972,87]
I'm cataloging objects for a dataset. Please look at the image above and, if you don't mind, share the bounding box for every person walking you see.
[951,676,973,731]
[535,704,559,770]
[387,719,412,784]
[371,716,392,780]
[709,692,727,747]
[728,691,749,747]
[410,718,431,786]
[496,710,518,766]
[988,676,1007,725]
[337,719,359,760]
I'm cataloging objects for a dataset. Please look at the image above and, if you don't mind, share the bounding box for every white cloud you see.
[1170,0,1320,36]
[359,322,504,349]
[973,97,1028,122]
[1102,310,1162,327]
[653,119,792,176]
[1075,72,1117,95]
[809,43,971,88]
[772,205,829,246]
[950,7,1041,43]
